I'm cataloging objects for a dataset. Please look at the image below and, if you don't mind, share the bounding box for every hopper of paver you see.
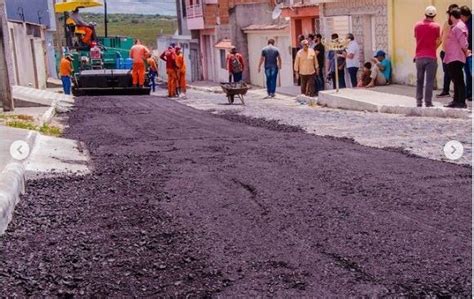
[72,69,151,96]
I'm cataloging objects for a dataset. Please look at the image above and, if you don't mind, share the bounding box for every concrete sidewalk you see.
[318,88,471,119]
[0,86,75,234]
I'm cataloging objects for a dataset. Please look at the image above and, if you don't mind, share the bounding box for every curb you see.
[0,130,38,235]
[317,91,472,119]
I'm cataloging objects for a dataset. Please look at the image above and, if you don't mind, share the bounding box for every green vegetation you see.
[82,13,178,49]
[1,114,63,137]
[6,120,37,131]
[39,124,63,137]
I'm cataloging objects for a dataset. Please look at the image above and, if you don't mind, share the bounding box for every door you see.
[294,19,302,45]
[190,48,199,81]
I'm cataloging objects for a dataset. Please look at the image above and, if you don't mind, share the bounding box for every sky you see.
[89,0,177,16]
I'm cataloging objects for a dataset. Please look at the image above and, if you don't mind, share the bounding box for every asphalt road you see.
[0,95,471,297]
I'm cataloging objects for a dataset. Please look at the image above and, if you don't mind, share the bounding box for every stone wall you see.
[321,0,388,63]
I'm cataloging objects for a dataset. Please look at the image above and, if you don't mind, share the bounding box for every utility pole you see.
[104,0,108,37]
[0,0,13,112]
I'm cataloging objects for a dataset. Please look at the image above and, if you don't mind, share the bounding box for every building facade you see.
[184,0,276,83]
[5,0,57,89]
[157,0,201,82]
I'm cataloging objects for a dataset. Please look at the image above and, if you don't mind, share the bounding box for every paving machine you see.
[55,0,151,96]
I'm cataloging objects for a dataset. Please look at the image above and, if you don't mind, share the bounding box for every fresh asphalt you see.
[0,95,471,296]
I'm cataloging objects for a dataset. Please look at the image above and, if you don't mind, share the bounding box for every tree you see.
[0,0,13,112]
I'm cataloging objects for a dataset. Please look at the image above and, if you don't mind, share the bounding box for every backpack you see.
[230,54,243,73]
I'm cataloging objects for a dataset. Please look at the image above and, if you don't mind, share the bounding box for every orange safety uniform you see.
[59,57,73,77]
[130,44,150,87]
[77,26,94,46]
[175,53,186,92]
[160,48,177,97]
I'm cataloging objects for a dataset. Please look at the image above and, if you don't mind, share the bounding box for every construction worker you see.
[59,54,74,95]
[130,40,150,88]
[160,45,177,97]
[175,46,186,98]
[70,8,96,46]
[146,54,158,92]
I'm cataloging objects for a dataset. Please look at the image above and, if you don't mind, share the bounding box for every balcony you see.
[186,3,204,30]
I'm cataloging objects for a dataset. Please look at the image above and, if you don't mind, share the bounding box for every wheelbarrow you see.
[220,82,250,105]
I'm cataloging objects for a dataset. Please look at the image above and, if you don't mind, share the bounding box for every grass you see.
[82,13,178,49]
[39,124,63,137]
[6,120,38,131]
[2,114,63,137]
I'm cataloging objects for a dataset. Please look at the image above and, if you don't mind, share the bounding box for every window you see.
[220,49,227,69]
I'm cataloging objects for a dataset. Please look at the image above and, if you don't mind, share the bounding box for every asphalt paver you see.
[0,95,471,296]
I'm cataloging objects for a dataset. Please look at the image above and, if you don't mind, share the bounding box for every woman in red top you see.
[226,48,245,83]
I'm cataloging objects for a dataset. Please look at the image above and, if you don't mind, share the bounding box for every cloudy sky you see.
[90,0,177,15]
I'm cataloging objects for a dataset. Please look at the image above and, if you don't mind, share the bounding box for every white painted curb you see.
[0,130,38,235]
[0,162,25,234]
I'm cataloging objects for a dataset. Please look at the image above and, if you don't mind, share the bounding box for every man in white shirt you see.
[345,33,360,88]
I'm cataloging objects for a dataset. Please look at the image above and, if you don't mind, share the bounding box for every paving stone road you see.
[180,88,472,166]
[0,95,471,296]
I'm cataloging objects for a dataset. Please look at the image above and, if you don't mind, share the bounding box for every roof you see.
[243,24,289,31]
[214,39,234,49]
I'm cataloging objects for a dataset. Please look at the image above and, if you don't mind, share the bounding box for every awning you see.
[214,39,234,49]
[55,0,103,13]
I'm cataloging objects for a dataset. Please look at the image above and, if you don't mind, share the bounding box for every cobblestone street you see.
[176,87,472,165]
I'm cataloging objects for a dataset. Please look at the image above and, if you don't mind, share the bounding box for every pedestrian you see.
[357,62,373,87]
[327,33,346,89]
[59,54,74,95]
[258,39,281,98]
[366,50,392,88]
[438,4,459,98]
[227,47,245,83]
[297,34,306,50]
[175,46,187,98]
[160,45,178,97]
[146,54,158,93]
[444,7,469,108]
[130,39,150,88]
[307,33,316,48]
[313,34,325,95]
[345,33,360,88]
[460,5,472,101]
[294,39,319,96]
[414,6,441,107]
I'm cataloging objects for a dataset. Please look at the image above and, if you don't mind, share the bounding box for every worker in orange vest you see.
[146,54,158,92]
[160,45,177,97]
[129,40,150,88]
[175,46,186,98]
[71,8,96,46]
[59,54,74,95]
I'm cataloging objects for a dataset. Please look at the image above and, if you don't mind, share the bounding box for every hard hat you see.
[65,53,74,60]
[425,5,437,17]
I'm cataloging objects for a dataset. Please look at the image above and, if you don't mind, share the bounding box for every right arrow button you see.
[444,140,464,161]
